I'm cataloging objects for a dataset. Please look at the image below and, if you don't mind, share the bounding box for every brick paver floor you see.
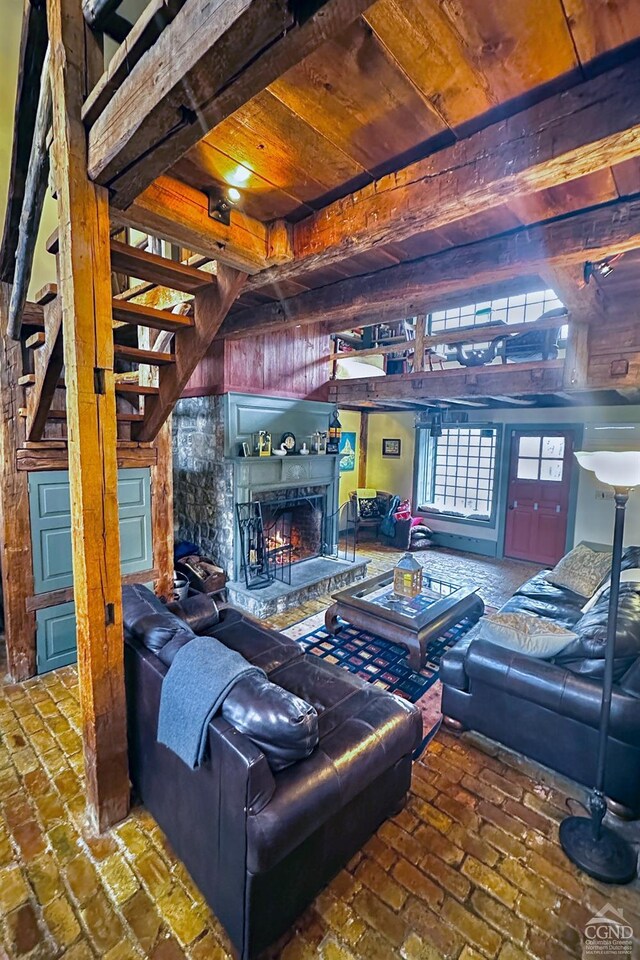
[1,546,638,959]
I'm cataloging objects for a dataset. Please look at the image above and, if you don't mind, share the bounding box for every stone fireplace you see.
[173,392,367,616]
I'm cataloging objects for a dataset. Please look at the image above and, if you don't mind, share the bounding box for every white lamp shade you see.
[575,450,640,489]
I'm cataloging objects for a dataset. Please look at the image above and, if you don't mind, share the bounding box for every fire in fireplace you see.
[261,494,325,567]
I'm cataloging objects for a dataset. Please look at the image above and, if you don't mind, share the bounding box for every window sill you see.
[417,507,496,530]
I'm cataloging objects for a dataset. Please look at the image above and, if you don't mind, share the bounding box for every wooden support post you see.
[413,314,426,373]
[563,322,590,389]
[0,284,37,680]
[358,412,368,489]
[47,0,129,832]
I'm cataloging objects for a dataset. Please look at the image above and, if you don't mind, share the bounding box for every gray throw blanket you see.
[157,636,265,768]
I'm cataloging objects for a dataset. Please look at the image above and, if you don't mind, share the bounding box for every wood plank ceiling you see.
[163,0,640,312]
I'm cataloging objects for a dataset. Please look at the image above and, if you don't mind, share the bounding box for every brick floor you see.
[1,547,639,959]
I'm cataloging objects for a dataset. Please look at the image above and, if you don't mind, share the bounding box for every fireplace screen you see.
[236,494,326,589]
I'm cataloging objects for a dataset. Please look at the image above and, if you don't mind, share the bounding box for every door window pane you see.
[517,458,539,480]
[519,436,541,457]
[540,459,564,482]
[542,436,565,458]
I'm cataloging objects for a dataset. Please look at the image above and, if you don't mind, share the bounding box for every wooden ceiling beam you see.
[111,175,274,274]
[246,57,640,289]
[220,196,640,339]
[540,263,607,324]
[328,362,565,404]
[86,0,376,210]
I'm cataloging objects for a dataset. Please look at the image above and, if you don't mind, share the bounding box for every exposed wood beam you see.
[134,263,246,442]
[0,0,48,283]
[83,0,187,125]
[0,284,36,680]
[48,0,129,832]
[221,197,640,339]
[86,0,376,209]
[319,277,545,337]
[329,361,565,404]
[112,175,272,274]
[357,412,368,488]
[247,57,640,288]
[82,0,122,29]
[541,263,607,325]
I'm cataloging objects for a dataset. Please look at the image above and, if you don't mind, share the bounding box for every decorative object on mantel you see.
[559,450,639,885]
[273,444,287,457]
[235,502,273,590]
[300,442,310,456]
[382,438,401,457]
[312,431,327,454]
[252,430,271,457]
[393,551,423,598]
[281,431,296,453]
[240,441,251,458]
[326,409,342,455]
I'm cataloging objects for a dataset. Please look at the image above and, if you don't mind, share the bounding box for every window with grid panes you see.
[429,288,565,334]
[426,427,498,518]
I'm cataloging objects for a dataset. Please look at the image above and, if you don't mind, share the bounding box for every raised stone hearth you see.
[227,555,368,618]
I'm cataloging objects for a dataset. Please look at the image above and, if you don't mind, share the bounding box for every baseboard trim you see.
[430,532,498,558]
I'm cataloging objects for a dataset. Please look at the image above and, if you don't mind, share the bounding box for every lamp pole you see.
[559,486,636,884]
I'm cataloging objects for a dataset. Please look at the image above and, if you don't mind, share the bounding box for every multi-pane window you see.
[430,288,564,333]
[516,435,565,482]
[424,427,498,518]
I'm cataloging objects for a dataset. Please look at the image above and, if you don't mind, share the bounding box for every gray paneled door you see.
[29,468,152,673]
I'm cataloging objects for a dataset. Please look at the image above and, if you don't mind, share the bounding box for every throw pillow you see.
[358,497,379,519]
[544,544,611,598]
[478,611,577,658]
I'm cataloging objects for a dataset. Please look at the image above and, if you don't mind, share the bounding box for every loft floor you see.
[0,546,638,960]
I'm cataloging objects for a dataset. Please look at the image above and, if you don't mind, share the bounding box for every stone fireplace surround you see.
[173,393,367,616]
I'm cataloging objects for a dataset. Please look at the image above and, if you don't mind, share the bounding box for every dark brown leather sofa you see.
[440,551,640,817]
[123,587,421,959]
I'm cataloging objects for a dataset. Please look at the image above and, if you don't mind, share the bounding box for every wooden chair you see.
[349,489,393,544]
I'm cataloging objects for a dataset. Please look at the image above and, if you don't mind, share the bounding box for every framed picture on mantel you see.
[382,438,401,458]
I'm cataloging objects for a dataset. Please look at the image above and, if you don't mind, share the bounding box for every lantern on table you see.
[393,552,423,599]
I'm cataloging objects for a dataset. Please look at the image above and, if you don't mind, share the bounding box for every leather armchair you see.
[124,591,421,959]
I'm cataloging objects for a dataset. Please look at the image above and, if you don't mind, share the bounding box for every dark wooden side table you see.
[325,570,484,670]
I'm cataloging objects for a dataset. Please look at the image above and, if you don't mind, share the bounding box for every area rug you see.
[283,608,486,756]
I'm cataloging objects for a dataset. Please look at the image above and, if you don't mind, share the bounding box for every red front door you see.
[504,430,573,566]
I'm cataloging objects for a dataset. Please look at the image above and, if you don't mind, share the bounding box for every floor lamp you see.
[559,450,639,885]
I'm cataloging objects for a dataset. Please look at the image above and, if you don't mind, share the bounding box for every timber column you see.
[47,0,129,831]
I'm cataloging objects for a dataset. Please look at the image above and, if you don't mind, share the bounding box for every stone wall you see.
[172,396,235,576]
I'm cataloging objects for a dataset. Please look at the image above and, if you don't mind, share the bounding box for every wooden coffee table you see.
[325,570,484,670]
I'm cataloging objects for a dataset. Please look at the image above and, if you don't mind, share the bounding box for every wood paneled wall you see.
[183,324,330,400]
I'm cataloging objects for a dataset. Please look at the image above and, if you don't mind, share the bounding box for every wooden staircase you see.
[22,237,246,443]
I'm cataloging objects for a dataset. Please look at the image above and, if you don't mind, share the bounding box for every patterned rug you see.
[283,608,485,755]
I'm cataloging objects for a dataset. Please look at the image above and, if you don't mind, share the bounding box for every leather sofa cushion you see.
[620,659,640,699]
[122,584,195,665]
[222,674,318,772]
[246,656,421,873]
[209,609,303,675]
[555,583,640,680]
[168,593,220,634]
[622,545,640,570]
[500,571,585,629]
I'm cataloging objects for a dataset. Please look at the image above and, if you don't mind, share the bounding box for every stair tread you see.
[26,332,46,349]
[110,240,215,294]
[33,282,193,333]
[114,344,175,366]
[112,299,193,332]
[46,409,145,422]
[115,382,159,396]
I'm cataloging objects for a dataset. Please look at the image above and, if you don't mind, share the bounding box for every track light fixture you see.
[584,254,622,284]
[208,185,242,226]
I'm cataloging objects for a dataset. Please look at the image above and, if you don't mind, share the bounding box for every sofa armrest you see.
[440,635,475,691]
[465,640,640,744]
[208,718,276,815]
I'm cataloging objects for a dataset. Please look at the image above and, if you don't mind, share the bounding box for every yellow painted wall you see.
[1,5,58,298]
[338,410,362,507]
[366,412,416,502]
